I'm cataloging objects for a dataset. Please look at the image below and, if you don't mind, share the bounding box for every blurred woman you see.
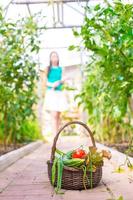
[44,51,68,135]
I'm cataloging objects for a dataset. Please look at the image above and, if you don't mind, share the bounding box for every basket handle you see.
[50,120,96,161]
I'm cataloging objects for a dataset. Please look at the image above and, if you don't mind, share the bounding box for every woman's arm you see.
[46,80,61,89]
[46,81,55,87]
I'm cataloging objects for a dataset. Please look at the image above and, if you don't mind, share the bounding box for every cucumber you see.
[64,150,73,159]
[63,158,85,167]
[56,149,73,159]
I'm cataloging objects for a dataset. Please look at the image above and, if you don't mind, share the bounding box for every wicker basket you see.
[47,121,102,190]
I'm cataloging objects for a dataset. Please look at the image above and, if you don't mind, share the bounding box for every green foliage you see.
[117,196,124,200]
[0,7,44,147]
[72,0,133,143]
[0,119,42,144]
[18,119,43,142]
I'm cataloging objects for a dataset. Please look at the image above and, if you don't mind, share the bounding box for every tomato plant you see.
[0,7,44,149]
[70,1,133,143]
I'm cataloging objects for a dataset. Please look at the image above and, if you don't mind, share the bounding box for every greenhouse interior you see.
[0,0,133,200]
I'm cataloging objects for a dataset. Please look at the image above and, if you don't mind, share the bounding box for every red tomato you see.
[72,149,86,159]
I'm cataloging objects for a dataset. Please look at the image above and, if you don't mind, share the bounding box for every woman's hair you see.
[47,51,59,76]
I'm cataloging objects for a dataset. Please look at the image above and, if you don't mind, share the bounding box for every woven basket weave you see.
[47,121,102,190]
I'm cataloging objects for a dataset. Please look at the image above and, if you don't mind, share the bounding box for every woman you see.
[44,51,68,135]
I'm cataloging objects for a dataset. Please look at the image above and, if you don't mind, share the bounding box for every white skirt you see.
[44,89,69,112]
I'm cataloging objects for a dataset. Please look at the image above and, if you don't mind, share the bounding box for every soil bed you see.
[105,142,133,157]
[0,143,27,156]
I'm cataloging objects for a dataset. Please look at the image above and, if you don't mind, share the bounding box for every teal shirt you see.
[47,66,62,91]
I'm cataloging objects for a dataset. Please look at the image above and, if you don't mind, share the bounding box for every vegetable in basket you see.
[51,147,111,193]
[72,149,87,159]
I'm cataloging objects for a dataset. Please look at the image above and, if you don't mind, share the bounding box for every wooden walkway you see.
[0,136,133,200]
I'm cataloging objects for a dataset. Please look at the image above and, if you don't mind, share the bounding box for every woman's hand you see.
[48,79,70,90]
[52,80,61,89]
[53,78,69,89]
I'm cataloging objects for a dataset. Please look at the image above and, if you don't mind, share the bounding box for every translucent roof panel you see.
[1,0,131,68]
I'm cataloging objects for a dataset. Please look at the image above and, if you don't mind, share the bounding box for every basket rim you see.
[47,160,80,171]
[47,160,103,172]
